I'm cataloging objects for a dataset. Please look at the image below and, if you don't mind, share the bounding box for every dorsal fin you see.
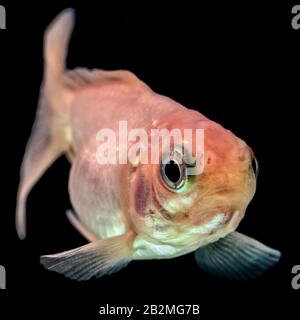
[63,68,148,91]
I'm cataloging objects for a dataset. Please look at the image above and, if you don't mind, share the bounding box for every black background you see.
[0,1,298,319]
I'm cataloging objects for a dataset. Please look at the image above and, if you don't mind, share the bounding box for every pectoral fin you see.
[195,231,281,281]
[40,231,135,281]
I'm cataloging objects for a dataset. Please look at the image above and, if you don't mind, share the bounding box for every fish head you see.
[130,110,257,252]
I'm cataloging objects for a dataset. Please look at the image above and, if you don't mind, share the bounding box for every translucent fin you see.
[195,231,281,281]
[16,93,63,239]
[40,232,134,281]
[44,8,75,81]
[16,9,75,239]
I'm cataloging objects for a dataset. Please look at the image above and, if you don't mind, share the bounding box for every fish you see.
[16,9,281,281]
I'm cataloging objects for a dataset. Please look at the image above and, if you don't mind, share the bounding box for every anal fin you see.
[66,209,98,242]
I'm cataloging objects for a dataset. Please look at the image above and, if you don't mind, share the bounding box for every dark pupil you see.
[165,160,181,183]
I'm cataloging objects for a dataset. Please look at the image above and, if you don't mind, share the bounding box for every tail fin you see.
[16,9,75,239]
[44,8,75,82]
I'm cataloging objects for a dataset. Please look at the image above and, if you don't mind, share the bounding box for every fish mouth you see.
[187,207,242,235]
[191,206,239,227]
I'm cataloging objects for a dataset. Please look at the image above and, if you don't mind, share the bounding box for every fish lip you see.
[190,206,238,226]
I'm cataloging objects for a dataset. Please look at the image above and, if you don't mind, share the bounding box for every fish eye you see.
[160,154,186,191]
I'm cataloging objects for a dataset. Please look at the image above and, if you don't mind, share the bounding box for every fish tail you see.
[44,8,75,83]
[16,9,75,239]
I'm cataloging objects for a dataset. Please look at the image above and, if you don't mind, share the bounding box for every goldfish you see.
[16,9,281,281]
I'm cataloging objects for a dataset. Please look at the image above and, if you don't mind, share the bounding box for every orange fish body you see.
[16,9,280,281]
